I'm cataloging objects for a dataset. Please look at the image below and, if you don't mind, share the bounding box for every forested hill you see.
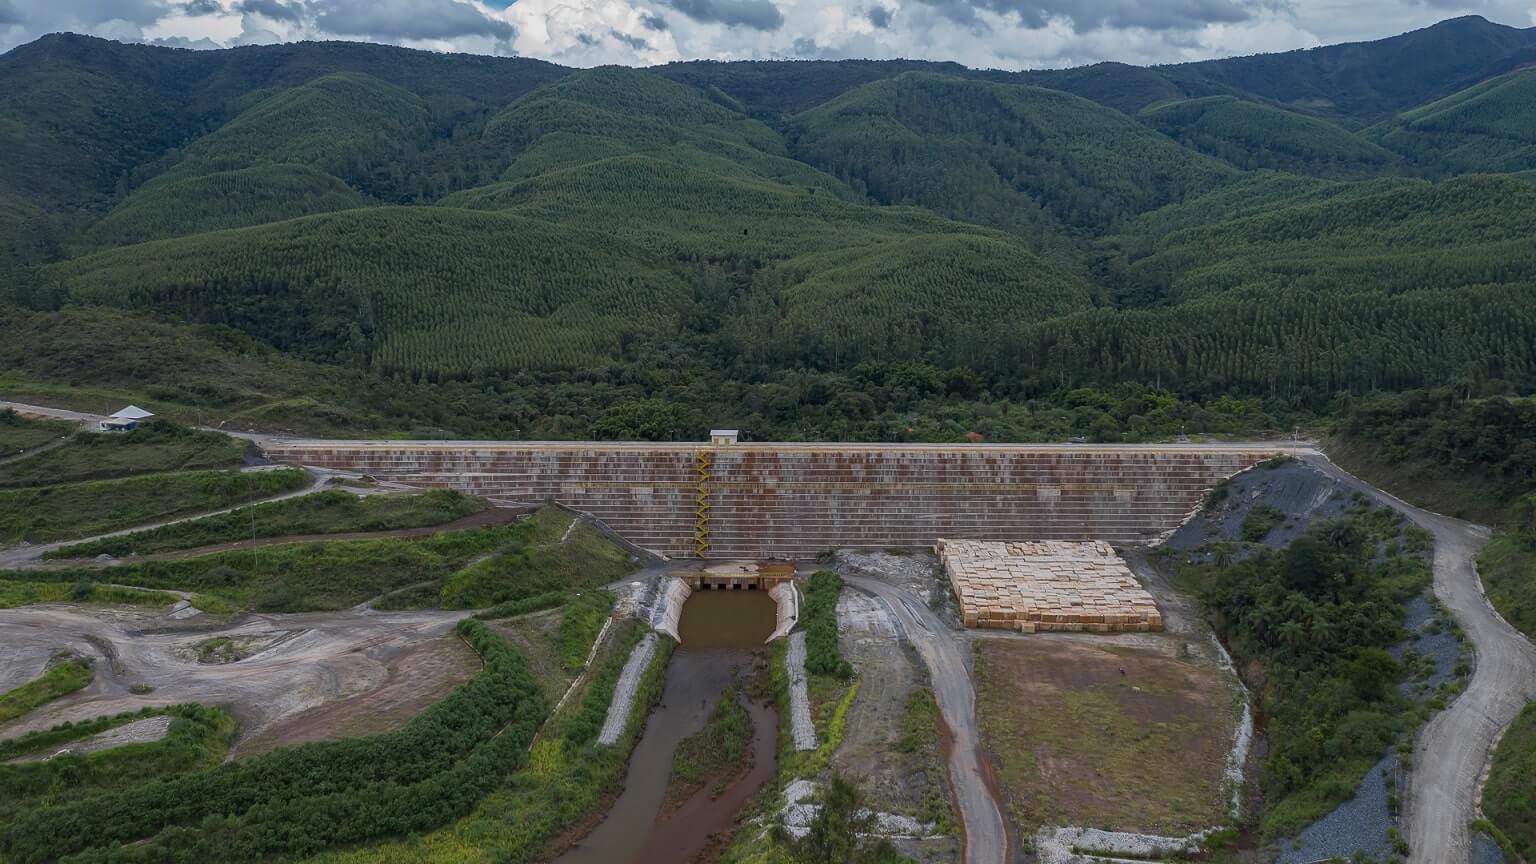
[658,15,1536,122]
[1,18,1534,442]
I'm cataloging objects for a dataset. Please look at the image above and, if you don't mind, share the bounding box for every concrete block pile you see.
[937,539,1162,633]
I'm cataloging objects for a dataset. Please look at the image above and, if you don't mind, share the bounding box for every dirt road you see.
[1306,454,1536,864]
[0,603,472,750]
[0,401,108,425]
[844,575,1008,864]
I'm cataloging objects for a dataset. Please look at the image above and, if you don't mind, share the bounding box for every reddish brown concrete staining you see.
[262,443,1278,559]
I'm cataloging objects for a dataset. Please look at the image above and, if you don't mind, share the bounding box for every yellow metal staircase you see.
[694,450,712,558]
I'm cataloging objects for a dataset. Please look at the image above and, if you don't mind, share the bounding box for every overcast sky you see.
[1,0,1532,69]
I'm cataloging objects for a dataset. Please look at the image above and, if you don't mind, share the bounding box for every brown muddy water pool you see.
[552,590,780,864]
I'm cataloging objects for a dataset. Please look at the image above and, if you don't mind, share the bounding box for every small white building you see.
[100,405,154,432]
[709,429,739,446]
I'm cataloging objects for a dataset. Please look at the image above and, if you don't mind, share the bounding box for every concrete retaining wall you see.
[261,441,1284,558]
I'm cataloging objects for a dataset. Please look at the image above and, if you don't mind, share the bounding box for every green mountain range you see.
[2,16,1535,440]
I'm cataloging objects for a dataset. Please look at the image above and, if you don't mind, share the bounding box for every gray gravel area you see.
[1470,832,1507,864]
[786,631,817,751]
[835,551,960,630]
[1168,461,1352,558]
[597,632,658,745]
[1394,595,1465,697]
[1275,755,1399,864]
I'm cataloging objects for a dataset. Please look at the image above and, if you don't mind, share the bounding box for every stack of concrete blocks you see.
[937,538,1163,633]
[262,441,1276,560]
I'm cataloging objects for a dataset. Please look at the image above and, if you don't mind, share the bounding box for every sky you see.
[1,0,1532,69]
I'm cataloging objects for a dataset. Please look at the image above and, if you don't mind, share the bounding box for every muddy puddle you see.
[553,590,779,864]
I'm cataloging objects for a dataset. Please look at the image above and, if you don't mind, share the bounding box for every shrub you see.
[1241,503,1287,542]
[803,571,852,678]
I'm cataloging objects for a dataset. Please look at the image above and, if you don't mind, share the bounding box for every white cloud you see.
[1,0,1531,71]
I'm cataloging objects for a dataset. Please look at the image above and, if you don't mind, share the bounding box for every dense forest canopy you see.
[1,16,1535,441]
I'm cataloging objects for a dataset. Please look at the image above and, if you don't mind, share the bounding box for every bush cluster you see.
[1187,507,1430,836]
[0,704,237,820]
[803,570,852,678]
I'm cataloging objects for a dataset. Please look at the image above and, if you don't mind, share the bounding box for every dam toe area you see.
[260,441,1289,559]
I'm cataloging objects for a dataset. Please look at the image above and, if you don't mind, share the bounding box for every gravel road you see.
[844,575,1007,864]
[1307,453,1536,864]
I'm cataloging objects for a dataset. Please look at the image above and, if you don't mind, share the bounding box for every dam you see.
[259,440,1293,559]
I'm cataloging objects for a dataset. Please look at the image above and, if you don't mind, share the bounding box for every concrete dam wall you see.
[260,441,1289,559]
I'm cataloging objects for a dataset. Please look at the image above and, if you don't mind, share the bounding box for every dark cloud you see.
[917,0,1257,31]
[236,0,301,21]
[611,28,650,49]
[314,0,514,40]
[182,0,222,15]
[0,0,20,25]
[660,0,783,30]
[866,4,893,27]
[641,11,669,30]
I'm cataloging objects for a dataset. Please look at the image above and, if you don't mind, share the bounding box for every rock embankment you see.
[597,633,659,746]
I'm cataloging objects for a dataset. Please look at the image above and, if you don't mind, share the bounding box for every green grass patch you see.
[896,686,954,831]
[48,488,485,559]
[195,637,250,664]
[440,509,635,609]
[670,686,751,794]
[786,679,861,780]
[0,409,73,456]
[1485,702,1536,859]
[1479,495,1536,641]
[0,704,237,822]
[0,467,309,545]
[472,589,572,621]
[6,524,521,612]
[802,570,852,677]
[0,421,246,488]
[0,659,93,723]
[558,590,615,670]
[0,580,178,609]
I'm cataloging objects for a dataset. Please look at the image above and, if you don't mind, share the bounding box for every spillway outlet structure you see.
[937,539,1163,633]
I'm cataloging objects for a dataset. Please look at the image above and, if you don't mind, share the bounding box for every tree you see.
[779,774,904,864]
[590,398,682,441]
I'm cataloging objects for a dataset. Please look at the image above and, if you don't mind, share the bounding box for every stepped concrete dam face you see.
[259,440,1293,559]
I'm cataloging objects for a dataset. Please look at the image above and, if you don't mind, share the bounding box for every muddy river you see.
[553,589,779,864]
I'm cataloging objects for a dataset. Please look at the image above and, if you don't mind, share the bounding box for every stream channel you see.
[553,588,781,864]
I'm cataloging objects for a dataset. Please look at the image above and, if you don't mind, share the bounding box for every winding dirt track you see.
[1306,454,1536,864]
[843,574,1008,864]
